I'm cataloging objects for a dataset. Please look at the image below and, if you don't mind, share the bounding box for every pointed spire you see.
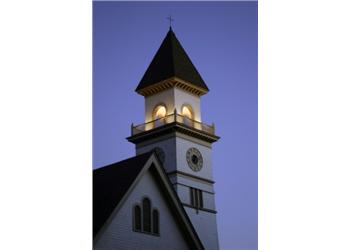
[135,29,209,94]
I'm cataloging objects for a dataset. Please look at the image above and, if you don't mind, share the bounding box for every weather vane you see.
[166,15,174,28]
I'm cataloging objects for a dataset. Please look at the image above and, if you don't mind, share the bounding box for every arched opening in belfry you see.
[181,104,194,127]
[152,105,167,128]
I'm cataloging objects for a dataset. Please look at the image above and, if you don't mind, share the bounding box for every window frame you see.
[189,187,204,210]
[152,209,160,235]
[132,197,160,237]
[133,204,142,232]
[142,197,152,232]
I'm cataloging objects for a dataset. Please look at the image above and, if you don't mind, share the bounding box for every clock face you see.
[153,147,165,164]
[186,147,203,172]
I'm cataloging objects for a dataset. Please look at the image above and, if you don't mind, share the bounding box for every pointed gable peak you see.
[135,28,209,96]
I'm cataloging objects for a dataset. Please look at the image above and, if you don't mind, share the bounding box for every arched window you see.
[153,105,167,128]
[181,105,194,127]
[133,205,141,231]
[132,198,159,236]
[142,198,151,232]
[182,105,193,119]
[153,105,167,120]
[152,209,159,234]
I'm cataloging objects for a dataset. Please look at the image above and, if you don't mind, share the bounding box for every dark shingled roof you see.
[93,152,153,237]
[135,28,209,92]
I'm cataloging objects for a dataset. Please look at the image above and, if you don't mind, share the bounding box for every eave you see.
[136,77,209,97]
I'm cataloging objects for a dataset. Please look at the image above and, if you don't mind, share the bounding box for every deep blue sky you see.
[93,2,257,250]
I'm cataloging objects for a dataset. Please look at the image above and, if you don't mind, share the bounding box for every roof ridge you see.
[169,30,176,76]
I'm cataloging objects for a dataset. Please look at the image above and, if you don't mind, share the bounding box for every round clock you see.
[186,147,203,172]
[153,147,165,164]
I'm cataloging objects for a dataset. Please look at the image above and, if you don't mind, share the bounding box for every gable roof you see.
[93,152,152,238]
[135,28,209,94]
[93,152,204,249]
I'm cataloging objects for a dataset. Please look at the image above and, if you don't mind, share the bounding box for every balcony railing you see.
[131,112,215,136]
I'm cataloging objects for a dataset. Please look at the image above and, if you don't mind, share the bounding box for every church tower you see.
[127,28,220,250]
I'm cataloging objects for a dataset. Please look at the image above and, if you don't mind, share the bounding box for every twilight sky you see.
[93,2,257,250]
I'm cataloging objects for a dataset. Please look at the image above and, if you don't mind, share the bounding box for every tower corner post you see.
[174,108,177,122]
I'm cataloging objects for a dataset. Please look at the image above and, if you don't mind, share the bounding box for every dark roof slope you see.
[135,28,209,92]
[93,152,153,237]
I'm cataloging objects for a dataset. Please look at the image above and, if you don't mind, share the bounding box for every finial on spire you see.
[166,15,174,30]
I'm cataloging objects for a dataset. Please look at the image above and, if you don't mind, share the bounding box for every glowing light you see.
[182,105,193,119]
[154,105,166,119]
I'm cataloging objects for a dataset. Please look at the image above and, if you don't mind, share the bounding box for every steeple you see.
[128,28,220,250]
[135,29,209,96]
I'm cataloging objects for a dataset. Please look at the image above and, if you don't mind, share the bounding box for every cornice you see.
[136,77,209,97]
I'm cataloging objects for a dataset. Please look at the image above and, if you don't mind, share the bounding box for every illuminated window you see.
[182,105,193,119]
[181,105,194,127]
[153,105,167,120]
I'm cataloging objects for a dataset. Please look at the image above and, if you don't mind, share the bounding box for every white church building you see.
[93,27,220,250]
